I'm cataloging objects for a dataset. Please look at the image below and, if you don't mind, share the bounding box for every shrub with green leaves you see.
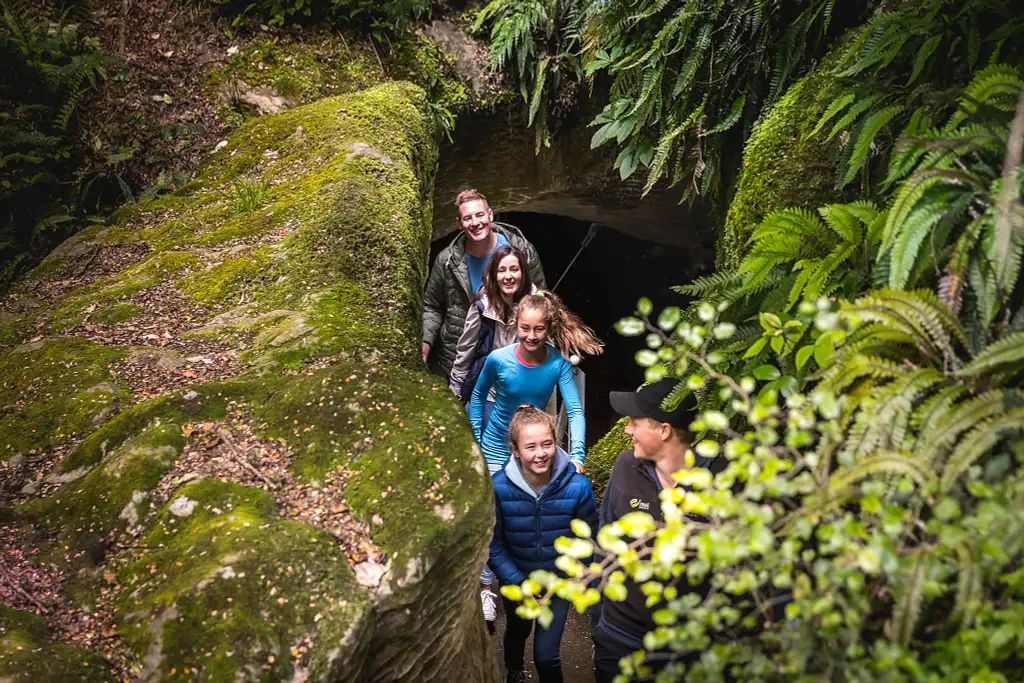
[503,40,1024,683]
[0,3,107,290]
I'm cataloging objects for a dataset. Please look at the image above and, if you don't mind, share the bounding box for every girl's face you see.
[495,254,523,298]
[514,423,556,476]
[517,307,548,351]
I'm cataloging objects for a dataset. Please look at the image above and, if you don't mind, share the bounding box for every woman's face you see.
[515,423,556,476]
[517,307,548,351]
[495,254,523,298]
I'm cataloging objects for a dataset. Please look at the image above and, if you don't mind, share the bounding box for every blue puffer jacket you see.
[489,447,599,586]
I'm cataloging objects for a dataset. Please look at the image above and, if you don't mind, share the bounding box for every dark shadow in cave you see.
[429,212,713,446]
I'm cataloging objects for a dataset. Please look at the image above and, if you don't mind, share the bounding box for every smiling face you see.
[625,416,669,460]
[457,199,494,244]
[516,307,548,352]
[495,253,523,298]
[514,423,556,477]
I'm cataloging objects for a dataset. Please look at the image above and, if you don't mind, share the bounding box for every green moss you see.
[720,29,861,267]
[24,423,186,544]
[586,417,633,501]
[206,38,352,105]
[0,337,129,459]
[63,381,248,471]
[0,314,31,348]
[250,362,488,578]
[0,605,116,683]
[179,247,276,305]
[52,251,199,332]
[91,302,143,326]
[23,255,69,282]
[113,478,370,682]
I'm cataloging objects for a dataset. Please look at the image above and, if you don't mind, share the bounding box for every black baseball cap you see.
[609,378,696,428]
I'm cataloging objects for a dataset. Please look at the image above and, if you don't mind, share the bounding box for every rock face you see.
[432,104,718,250]
[0,83,498,683]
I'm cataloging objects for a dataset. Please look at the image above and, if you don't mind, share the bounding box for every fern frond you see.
[818,354,907,394]
[957,330,1024,377]
[915,390,1016,466]
[949,63,1024,128]
[842,104,906,187]
[892,551,927,647]
[673,270,743,297]
[826,95,883,141]
[828,450,937,497]
[811,92,857,137]
[820,203,870,242]
[907,34,942,86]
[939,408,1024,491]
[952,542,983,626]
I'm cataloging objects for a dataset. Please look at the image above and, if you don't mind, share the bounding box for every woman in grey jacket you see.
[449,244,537,416]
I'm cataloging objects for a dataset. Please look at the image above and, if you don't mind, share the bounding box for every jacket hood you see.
[504,446,571,499]
[479,283,539,323]
[443,222,530,268]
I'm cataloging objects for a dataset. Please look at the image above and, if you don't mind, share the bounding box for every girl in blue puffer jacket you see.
[490,405,598,683]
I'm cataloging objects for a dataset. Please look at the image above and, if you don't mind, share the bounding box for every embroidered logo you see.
[629,498,650,511]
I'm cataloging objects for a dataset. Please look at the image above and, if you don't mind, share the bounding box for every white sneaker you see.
[480,589,497,622]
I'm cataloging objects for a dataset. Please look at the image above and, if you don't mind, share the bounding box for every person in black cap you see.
[592,377,713,682]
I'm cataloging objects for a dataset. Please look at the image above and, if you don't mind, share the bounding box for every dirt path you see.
[491,598,597,683]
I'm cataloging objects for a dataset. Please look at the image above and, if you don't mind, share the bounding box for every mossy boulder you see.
[586,417,633,501]
[719,29,863,267]
[1,83,498,683]
[0,606,116,683]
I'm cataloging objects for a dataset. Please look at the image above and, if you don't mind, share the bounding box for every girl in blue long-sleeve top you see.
[469,290,602,474]
[490,406,598,683]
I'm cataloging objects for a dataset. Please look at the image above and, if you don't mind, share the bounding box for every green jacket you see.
[422,222,545,378]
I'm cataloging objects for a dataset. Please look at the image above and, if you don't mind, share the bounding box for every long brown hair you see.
[479,244,533,324]
[507,404,556,454]
[516,290,604,359]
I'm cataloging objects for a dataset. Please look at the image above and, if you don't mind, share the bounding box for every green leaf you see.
[753,365,781,381]
[743,336,769,359]
[636,297,653,316]
[795,345,814,370]
[615,317,646,336]
[635,350,658,367]
[814,333,834,366]
[657,307,681,331]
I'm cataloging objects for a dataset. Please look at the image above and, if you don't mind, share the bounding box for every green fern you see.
[957,331,1024,378]
[939,408,1024,491]
[892,551,927,646]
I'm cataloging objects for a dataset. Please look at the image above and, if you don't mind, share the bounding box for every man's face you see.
[457,199,494,244]
[624,416,667,460]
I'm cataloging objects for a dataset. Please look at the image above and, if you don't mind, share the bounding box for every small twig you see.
[74,244,102,278]
[0,567,48,613]
[218,429,278,490]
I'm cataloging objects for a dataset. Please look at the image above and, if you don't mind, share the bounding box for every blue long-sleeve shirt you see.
[469,343,585,466]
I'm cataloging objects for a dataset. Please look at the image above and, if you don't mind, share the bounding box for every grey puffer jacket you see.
[422,222,545,379]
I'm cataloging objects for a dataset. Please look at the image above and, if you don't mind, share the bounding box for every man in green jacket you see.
[422,189,546,381]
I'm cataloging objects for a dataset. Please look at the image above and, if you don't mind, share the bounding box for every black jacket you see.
[598,449,713,640]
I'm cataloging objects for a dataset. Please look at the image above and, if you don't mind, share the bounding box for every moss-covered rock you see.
[719,29,862,267]
[2,83,498,683]
[0,337,130,460]
[0,606,116,683]
[586,417,633,501]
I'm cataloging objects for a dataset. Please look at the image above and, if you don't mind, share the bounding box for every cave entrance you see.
[429,212,710,446]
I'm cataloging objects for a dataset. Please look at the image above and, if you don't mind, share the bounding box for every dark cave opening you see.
[429,212,712,446]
